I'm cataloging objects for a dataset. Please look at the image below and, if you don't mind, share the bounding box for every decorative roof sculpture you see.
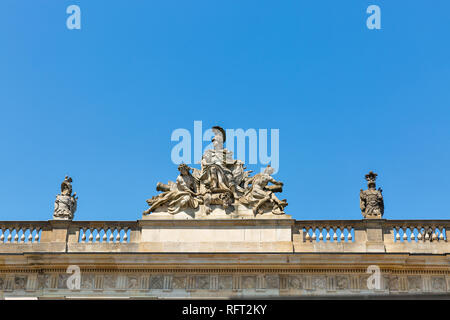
[360,171,384,219]
[53,176,78,220]
[144,126,288,218]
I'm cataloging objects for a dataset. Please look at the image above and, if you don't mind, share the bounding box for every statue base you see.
[364,214,383,219]
[139,206,294,252]
[141,204,291,220]
[52,216,73,221]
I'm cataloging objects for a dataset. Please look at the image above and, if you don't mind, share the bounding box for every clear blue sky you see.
[0,1,449,221]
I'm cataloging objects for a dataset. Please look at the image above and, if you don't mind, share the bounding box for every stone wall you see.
[0,218,449,298]
[0,253,449,298]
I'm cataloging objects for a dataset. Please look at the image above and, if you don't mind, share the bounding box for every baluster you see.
[332,227,338,242]
[116,228,121,242]
[402,227,408,242]
[123,227,128,242]
[103,228,107,242]
[88,228,94,243]
[305,227,310,242]
[340,226,345,242]
[432,227,437,241]
[14,228,19,243]
[7,229,12,243]
[35,227,40,242]
[109,228,114,243]
[95,228,101,242]
[0,227,4,243]
[417,226,422,240]
[410,227,416,242]
[347,227,352,241]
[311,227,316,241]
[424,226,430,241]
[325,227,330,241]
[28,227,33,242]
[439,227,444,241]
[395,226,400,242]
[318,227,324,241]
[20,227,26,243]
[81,228,87,242]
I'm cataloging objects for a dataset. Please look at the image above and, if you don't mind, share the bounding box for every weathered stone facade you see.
[0,218,448,299]
[0,127,448,299]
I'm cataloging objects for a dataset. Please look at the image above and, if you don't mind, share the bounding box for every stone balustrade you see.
[382,220,449,254]
[0,219,448,254]
[0,222,44,244]
[0,218,449,298]
[386,221,447,242]
[296,221,358,243]
[75,222,136,244]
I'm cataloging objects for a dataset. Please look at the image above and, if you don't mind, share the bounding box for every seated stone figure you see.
[196,126,234,191]
[239,165,287,215]
[143,164,201,215]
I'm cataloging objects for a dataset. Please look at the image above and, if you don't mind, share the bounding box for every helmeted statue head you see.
[365,171,378,189]
[212,126,226,150]
[178,163,191,175]
[61,176,73,196]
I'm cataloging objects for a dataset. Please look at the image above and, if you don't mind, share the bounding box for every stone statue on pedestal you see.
[53,176,78,220]
[143,125,288,217]
[360,171,384,219]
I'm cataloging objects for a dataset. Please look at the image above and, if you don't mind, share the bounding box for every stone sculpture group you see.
[360,171,384,219]
[52,125,385,220]
[53,176,78,220]
[143,126,288,217]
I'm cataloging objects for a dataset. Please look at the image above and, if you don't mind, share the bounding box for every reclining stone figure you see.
[143,164,201,215]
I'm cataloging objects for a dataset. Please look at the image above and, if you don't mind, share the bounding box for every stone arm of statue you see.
[72,197,77,213]
[378,188,384,214]
[54,198,59,211]
[263,176,283,193]
[359,189,365,212]
[268,176,283,186]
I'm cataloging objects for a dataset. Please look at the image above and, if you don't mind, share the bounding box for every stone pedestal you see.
[139,210,294,252]
[142,204,291,220]
[364,219,385,252]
